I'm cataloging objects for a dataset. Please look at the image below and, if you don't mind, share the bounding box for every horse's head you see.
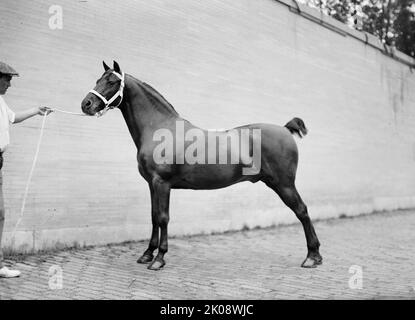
[81,60,125,116]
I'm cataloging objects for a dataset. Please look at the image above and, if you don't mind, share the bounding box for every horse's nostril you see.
[85,100,92,107]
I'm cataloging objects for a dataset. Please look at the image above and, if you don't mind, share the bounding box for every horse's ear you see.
[113,60,121,73]
[103,61,110,71]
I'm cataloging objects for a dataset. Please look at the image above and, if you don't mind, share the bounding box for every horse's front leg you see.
[148,177,171,271]
[137,183,159,264]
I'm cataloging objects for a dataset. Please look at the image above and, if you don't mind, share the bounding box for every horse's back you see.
[216,122,299,171]
[235,123,300,185]
[235,122,298,152]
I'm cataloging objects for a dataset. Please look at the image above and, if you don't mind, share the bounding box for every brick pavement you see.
[1,210,415,300]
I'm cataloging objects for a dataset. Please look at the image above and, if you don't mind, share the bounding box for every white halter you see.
[89,71,125,117]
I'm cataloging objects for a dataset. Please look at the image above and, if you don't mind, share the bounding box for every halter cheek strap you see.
[89,71,125,117]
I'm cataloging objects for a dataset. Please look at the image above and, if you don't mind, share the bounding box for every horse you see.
[81,61,322,271]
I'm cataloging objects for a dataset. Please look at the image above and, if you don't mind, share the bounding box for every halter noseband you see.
[89,71,125,117]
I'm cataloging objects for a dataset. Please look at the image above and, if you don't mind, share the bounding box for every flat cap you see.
[0,61,19,76]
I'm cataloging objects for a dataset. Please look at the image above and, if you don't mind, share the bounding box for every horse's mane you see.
[129,75,178,116]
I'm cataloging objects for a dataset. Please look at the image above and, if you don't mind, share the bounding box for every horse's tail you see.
[284,117,308,138]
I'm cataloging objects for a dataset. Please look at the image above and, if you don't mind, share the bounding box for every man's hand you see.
[38,106,53,116]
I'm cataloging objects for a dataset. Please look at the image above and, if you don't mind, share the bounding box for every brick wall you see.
[1,0,414,252]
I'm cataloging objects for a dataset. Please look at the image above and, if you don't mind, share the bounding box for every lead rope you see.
[51,108,87,116]
[11,108,87,245]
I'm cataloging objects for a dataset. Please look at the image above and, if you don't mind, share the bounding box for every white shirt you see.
[0,96,16,152]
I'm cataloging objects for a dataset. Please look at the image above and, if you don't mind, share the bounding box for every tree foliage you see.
[299,0,415,58]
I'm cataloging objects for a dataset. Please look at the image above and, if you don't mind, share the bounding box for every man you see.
[0,61,52,278]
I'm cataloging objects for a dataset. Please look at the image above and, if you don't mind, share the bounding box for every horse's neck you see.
[120,75,179,151]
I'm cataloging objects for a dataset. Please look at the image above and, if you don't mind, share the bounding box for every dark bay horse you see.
[81,61,322,270]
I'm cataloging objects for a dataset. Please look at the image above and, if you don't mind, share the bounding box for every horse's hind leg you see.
[266,180,322,268]
[137,183,159,263]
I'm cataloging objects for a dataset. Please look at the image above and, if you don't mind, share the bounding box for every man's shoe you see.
[0,266,21,278]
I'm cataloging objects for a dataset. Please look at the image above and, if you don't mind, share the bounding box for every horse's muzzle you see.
[81,96,96,115]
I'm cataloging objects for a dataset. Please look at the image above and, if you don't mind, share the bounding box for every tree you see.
[361,0,397,45]
[394,0,415,57]
[360,0,415,57]
[299,0,353,24]
[299,0,415,58]
[327,0,353,23]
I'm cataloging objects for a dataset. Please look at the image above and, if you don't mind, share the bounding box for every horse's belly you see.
[171,164,257,190]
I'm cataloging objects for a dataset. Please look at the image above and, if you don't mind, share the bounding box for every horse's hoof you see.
[147,259,165,271]
[301,255,323,268]
[137,254,154,264]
